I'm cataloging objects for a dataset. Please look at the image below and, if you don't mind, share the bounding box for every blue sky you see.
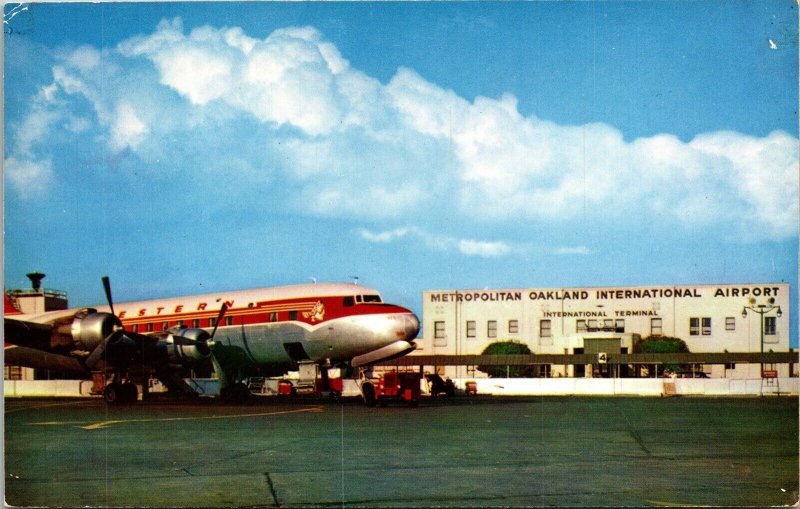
[4,1,798,344]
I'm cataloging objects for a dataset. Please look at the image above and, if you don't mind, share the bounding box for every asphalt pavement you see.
[4,395,798,507]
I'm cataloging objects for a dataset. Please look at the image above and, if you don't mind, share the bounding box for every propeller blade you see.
[102,276,116,316]
[209,303,228,340]
[85,325,124,369]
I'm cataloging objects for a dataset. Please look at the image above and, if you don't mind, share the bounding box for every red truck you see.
[360,370,422,407]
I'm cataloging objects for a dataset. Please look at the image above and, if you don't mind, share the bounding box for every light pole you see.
[742,297,782,375]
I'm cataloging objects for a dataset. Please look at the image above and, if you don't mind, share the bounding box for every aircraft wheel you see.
[220,383,250,404]
[121,382,138,403]
[233,383,250,403]
[103,383,121,405]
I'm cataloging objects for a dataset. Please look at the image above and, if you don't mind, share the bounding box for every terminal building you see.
[417,283,792,379]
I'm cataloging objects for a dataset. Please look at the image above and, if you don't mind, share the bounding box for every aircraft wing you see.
[4,283,225,378]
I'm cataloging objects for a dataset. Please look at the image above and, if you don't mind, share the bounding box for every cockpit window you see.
[362,294,382,303]
[343,296,355,307]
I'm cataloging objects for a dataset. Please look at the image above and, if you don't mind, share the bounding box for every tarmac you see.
[4,394,798,507]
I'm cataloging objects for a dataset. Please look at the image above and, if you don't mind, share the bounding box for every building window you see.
[508,319,519,334]
[587,319,598,331]
[576,320,587,333]
[487,320,497,338]
[433,321,446,346]
[5,365,23,380]
[540,319,552,338]
[765,316,777,336]
[702,317,711,335]
[651,318,662,335]
[725,317,735,331]
[689,317,699,336]
[466,320,476,338]
[615,319,625,332]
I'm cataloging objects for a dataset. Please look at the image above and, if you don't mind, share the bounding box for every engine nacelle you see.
[163,328,212,365]
[70,312,123,351]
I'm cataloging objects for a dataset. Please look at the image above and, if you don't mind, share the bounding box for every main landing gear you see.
[219,382,250,404]
[103,380,138,404]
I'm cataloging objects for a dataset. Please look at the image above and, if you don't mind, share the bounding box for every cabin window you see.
[162,322,169,331]
[289,310,298,320]
[147,323,154,332]
[356,295,363,303]
[192,319,200,328]
[269,312,278,322]
[343,297,355,307]
[225,316,233,326]
[209,317,217,328]
[132,324,139,333]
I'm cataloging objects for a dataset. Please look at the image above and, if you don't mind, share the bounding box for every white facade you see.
[418,283,792,379]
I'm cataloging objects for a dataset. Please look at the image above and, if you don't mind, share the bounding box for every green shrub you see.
[635,335,689,354]
[635,335,689,374]
[477,340,534,378]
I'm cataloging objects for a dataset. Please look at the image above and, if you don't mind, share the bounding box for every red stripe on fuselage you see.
[118,295,411,332]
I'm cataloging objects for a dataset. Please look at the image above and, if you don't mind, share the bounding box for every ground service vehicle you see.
[361,370,422,407]
[425,373,455,396]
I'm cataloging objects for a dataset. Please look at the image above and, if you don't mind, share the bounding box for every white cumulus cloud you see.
[111,103,149,152]
[6,18,798,244]
[359,226,516,258]
[458,239,512,258]
[553,246,592,255]
[4,157,53,199]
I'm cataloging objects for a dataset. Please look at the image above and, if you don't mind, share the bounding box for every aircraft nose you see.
[404,313,420,340]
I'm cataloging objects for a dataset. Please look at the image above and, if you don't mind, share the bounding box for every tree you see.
[635,335,689,375]
[477,340,534,378]
[635,335,689,354]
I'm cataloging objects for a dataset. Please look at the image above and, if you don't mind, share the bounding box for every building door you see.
[573,348,585,377]
[583,338,621,378]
